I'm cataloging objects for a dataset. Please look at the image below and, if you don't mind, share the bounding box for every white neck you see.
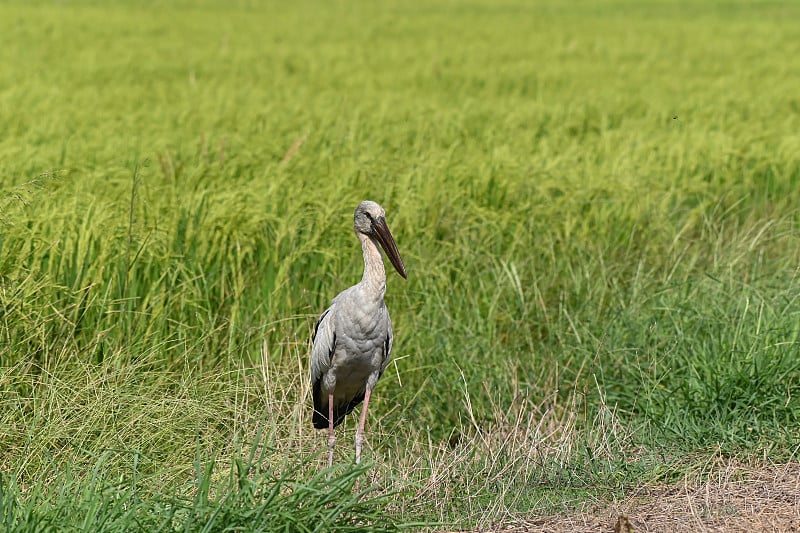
[359,233,386,297]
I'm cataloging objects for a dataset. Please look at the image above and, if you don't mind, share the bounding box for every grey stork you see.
[309,200,407,467]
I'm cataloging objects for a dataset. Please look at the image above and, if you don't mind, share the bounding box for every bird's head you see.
[354,200,407,279]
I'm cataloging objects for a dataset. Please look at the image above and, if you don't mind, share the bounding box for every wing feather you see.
[379,311,393,376]
[311,304,337,429]
[310,305,336,385]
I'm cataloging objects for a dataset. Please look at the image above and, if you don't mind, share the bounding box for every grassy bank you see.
[1,0,799,529]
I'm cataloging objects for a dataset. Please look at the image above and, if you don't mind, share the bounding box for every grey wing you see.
[380,310,394,375]
[310,304,336,385]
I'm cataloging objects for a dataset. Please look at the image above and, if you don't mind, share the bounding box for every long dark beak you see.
[372,216,407,279]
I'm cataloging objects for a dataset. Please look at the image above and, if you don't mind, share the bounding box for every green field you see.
[2,0,800,530]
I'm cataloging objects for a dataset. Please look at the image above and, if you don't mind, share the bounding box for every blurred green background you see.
[1,0,799,529]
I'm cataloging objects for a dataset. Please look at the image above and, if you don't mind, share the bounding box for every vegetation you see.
[1,0,799,530]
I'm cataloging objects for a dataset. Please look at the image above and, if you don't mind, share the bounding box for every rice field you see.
[1,0,800,530]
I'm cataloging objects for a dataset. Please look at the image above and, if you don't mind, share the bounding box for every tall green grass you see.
[2,0,800,528]
[0,446,407,532]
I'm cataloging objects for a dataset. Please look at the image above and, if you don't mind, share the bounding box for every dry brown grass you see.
[468,462,800,532]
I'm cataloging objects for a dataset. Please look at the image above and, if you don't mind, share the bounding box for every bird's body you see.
[309,200,407,466]
[311,283,392,429]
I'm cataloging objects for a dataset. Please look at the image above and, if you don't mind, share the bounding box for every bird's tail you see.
[312,379,365,429]
[312,407,329,429]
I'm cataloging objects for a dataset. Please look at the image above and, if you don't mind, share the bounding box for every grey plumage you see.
[309,200,407,466]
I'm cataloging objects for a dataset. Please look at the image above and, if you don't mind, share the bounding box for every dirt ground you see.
[484,462,800,532]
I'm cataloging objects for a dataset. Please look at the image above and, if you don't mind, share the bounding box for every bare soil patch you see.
[483,463,800,532]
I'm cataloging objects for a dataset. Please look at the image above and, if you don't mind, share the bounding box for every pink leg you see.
[355,387,372,464]
[327,393,335,468]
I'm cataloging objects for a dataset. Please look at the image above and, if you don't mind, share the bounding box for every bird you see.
[309,200,407,467]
